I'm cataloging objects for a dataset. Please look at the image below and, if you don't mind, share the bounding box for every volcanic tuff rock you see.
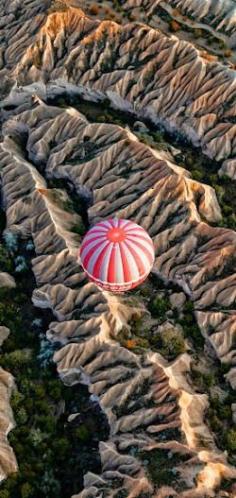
[0,369,17,482]
[0,260,17,483]
[0,327,10,347]
[0,1,236,496]
[0,273,16,289]
[0,327,17,481]
[1,97,236,496]
[0,3,235,176]
[123,0,236,45]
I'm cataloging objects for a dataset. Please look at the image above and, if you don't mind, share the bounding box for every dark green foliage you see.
[135,130,169,152]
[139,448,186,491]
[0,240,109,498]
[191,368,215,392]
[0,244,14,273]
[204,390,235,459]
[226,430,236,452]
[71,222,86,236]
[148,295,170,318]
[146,326,186,360]
[177,313,204,350]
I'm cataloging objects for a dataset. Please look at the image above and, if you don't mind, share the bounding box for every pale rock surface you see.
[0,98,236,496]
[0,272,16,289]
[0,274,17,482]
[170,292,187,309]
[219,159,236,180]
[123,0,236,52]
[0,3,235,169]
[0,2,235,495]
[0,327,10,347]
[0,369,18,481]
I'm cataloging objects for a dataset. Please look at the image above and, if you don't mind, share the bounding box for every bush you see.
[151,327,185,360]
[75,424,90,442]
[1,349,32,373]
[226,429,236,452]
[149,296,170,318]
[37,335,57,368]
[40,470,61,495]
[0,490,10,498]
[28,428,45,448]
[0,245,13,272]
[15,407,28,425]
[21,482,33,498]
[3,232,18,253]
[14,256,28,273]
[191,368,214,391]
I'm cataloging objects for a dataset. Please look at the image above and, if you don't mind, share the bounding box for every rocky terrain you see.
[0,1,236,497]
[123,0,236,63]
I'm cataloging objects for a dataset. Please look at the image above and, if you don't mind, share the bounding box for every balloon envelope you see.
[80,218,155,292]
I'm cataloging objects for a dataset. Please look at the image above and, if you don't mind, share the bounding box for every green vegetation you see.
[139,448,187,491]
[177,304,205,350]
[148,295,170,318]
[226,429,236,452]
[153,326,186,359]
[0,239,109,498]
[190,362,236,461]
[117,278,203,360]
[191,368,215,391]
[135,130,169,152]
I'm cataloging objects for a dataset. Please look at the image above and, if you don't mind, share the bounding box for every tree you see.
[21,483,33,498]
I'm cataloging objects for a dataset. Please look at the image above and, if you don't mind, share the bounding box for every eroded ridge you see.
[1,99,236,496]
[123,0,236,41]
[0,365,17,482]
[3,100,236,387]
[3,3,233,176]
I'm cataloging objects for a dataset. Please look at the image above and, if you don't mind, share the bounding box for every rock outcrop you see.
[0,98,236,496]
[0,324,17,481]
[123,0,236,47]
[0,3,235,175]
[0,1,236,496]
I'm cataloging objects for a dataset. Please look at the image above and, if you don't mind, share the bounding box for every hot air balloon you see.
[80,218,155,292]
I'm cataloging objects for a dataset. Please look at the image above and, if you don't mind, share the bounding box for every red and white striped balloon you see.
[80,218,155,292]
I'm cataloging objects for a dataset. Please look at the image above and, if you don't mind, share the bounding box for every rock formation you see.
[0,327,18,481]
[123,0,236,48]
[0,3,235,174]
[0,1,236,497]
[0,97,236,496]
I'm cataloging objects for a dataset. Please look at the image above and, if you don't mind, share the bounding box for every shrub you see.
[191,170,204,182]
[0,490,10,498]
[31,318,43,329]
[1,349,32,372]
[14,256,28,273]
[37,335,57,368]
[15,407,28,425]
[40,469,61,495]
[0,245,13,272]
[226,429,236,452]
[151,327,185,360]
[28,428,45,447]
[191,368,214,391]
[3,231,18,253]
[71,220,86,236]
[75,424,90,442]
[21,482,33,498]
[149,296,170,318]
[25,240,34,252]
